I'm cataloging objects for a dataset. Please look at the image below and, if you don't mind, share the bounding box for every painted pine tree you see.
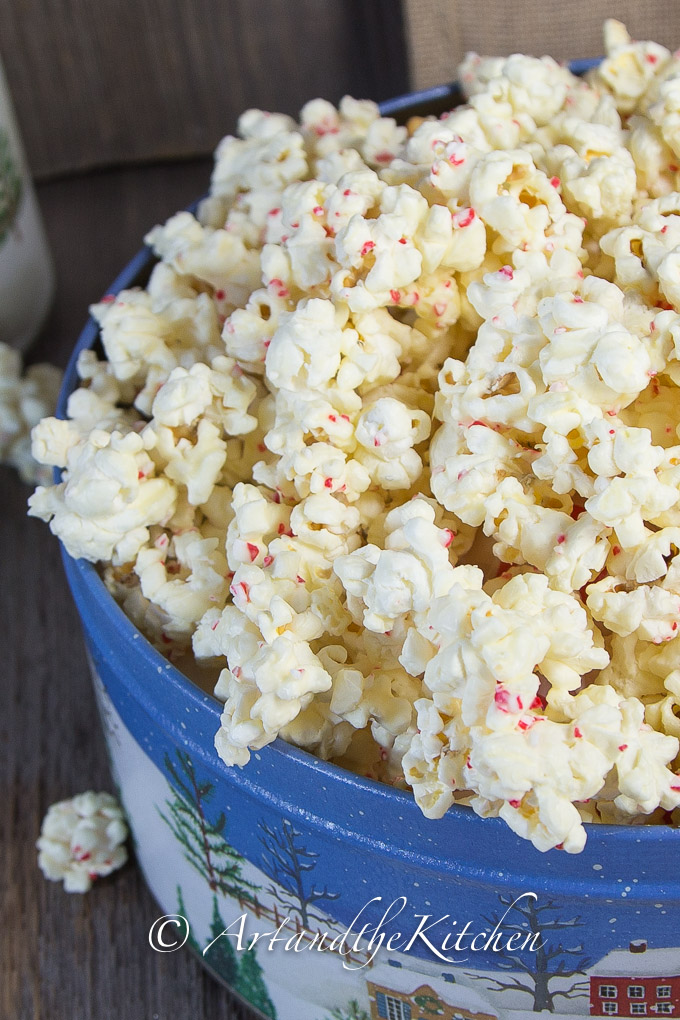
[204,893,240,986]
[175,883,201,953]
[258,817,339,929]
[319,1001,370,1020]
[159,749,259,902]
[468,892,591,1011]
[235,946,277,1019]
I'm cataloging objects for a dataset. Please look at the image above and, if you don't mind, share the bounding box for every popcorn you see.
[0,342,62,484]
[37,791,128,893]
[28,22,680,851]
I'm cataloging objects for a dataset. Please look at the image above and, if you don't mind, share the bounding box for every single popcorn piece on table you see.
[36,791,128,893]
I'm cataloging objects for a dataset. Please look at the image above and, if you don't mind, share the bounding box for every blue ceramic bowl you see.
[58,73,680,1020]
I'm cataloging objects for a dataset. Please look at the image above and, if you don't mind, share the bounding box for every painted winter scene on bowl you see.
[93,663,680,1020]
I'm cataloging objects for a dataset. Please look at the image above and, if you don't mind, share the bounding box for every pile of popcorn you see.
[0,341,61,484]
[28,21,680,852]
[36,791,128,893]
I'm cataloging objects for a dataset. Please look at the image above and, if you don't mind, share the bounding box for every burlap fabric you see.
[404,0,680,88]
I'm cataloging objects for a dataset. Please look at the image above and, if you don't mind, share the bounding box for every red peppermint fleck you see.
[138,471,145,480]
[455,207,475,228]
[312,205,323,215]
[375,150,394,164]
[324,477,333,488]
[278,287,289,298]
[291,222,299,229]
[360,240,375,256]
[278,523,286,534]
[574,295,584,303]
[509,799,521,809]
[343,188,352,196]
[246,542,259,562]
[494,687,521,713]
[100,293,116,303]
[550,176,560,188]
[268,207,281,216]
[612,545,621,556]
[442,528,455,548]
[555,843,564,851]
[232,666,242,678]
[499,265,514,279]
[257,443,267,452]
[557,533,566,545]
[373,436,382,447]
[398,237,407,245]
[574,727,583,738]
[448,152,465,166]
[672,622,678,631]
[619,744,628,751]
[661,224,669,234]
[390,289,401,303]
[211,620,219,631]
[433,302,446,317]
[647,53,659,64]
[215,289,225,301]
[230,581,251,602]
[328,414,337,422]
[531,695,545,711]
[271,490,281,504]
[340,414,350,422]
[88,873,99,882]
[296,575,305,584]
[263,555,274,568]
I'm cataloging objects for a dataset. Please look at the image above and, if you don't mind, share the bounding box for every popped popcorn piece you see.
[28,425,177,563]
[36,791,128,893]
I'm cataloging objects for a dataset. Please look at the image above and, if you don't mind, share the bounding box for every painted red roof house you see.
[590,941,680,1017]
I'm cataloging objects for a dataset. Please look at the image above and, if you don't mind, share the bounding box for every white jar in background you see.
[0,58,55,353]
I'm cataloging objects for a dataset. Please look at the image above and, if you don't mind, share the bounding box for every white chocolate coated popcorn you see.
[36,791,128,893]
[28,22,680,851]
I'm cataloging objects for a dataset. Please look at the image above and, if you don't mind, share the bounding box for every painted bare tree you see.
[468,892,591,1012]
[257,817,339,930]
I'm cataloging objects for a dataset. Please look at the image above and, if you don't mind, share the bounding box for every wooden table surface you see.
[2,160,259,1020]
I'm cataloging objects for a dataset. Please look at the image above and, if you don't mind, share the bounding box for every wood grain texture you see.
[404,0,680,89]
[1,159,260,1020]
[0,0,407,179]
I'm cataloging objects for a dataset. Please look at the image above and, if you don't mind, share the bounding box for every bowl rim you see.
[56,65,680,852]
